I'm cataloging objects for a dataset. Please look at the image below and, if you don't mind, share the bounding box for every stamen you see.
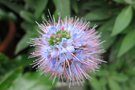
[49,30,70,45]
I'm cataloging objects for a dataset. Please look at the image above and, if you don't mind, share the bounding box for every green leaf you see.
[7,12,16,21]
[53,0,71,18]
[34,0,48,19]
[0,69,21,90]
[15,29,38,54]
[84,8,111,21]
[25,0,48,19]
[0,0,24,14]
[20,11,34,23]
[96,69,109,77]
[128,47,135,59]
[112,6,133,36]
[81,1,105,11]
[112,74,128,82]
[89,77,101,90]
[71,0,79,14]
[15,54,33,67]
[109,39,122,62]
[113,0,125,3]
[99,18,116,49]
[118,30,135,57]
[0,53,9,63]
[21,22,35,32]
[108,78,121,90]
[99,78,107,90]
[0,9,16,20]
[0,9,7,20]
[8,72,54,90]
[125,0,134,4]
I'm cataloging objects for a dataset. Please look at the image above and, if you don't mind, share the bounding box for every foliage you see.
[0,0,135,90]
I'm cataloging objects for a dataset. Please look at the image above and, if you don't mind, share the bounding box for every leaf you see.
[109,39,123,64]
[96,69,109,77]
[0,9,16,20]
[99,18,116,49]
[0,0,24,14]
[53,0,71,18]
[15,29,38,54]
[21,22,35,32]
[0,69,21,90]
[7,12,16,21]
[89,77,101,90]
[118,30,135,57]
[108,78,121,90]
[34,0,48,19]
[99,78,107,90]
[112,74,128,82]
[125,0,134,4]
[8,72,54,90]
[113,0,125,3]
[0,53,9,63]
[15,54,33,67]
[129,80,135,90]
[25,0,48,19]
[81,1,105,11]
[84,8,111,21]
[20,11,34,23]
[71,0,79,14]
[112,6,133,36]
[0,9,7,20]
[128,46,135,59]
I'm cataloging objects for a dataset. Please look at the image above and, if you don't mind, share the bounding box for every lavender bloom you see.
[30,17,104,86]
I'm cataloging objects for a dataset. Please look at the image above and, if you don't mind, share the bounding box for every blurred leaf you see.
[0,9,7,20]
[122,25,134,34]
[15,54,33,67]
[96,69,109,77]
[99,18,116,49]
[0,53,9,63]
[15,29,38,54]
[108,78,121,90]
[129,79,135,90]
[112,6,133,36]
[34,0,48,19]
[0,69,21,90]
[109,39,122,63]
[99,78,107,90]
[84,8,111,21]
[0,9,16,20]
[125,0,134,4]
[112,73,128,82]
[81,1,105,11]
[0,0,24,13]
[118,30,135,57]
[20,11,34,23]
[53,0,71,18]
[25,0,48,19]
[21,22,35,32]
[8,72,54,90]
[7,12,16,21]
[128,46,135,59]
[89,77,101,90]
[71,0,79,14]
[113,0,125,3]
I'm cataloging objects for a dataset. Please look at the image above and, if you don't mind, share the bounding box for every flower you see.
[30,17,104,86]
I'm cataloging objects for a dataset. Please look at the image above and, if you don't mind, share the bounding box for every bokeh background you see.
[0,0,135,90]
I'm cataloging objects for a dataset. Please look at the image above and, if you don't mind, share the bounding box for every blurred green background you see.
[0,0,135,90]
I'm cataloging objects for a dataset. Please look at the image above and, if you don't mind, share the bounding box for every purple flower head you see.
[30,17,105,86]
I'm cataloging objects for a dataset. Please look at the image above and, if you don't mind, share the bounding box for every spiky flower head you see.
[30,17,104,86]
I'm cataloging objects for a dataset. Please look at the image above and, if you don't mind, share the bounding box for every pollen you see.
[49,30,70,46]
